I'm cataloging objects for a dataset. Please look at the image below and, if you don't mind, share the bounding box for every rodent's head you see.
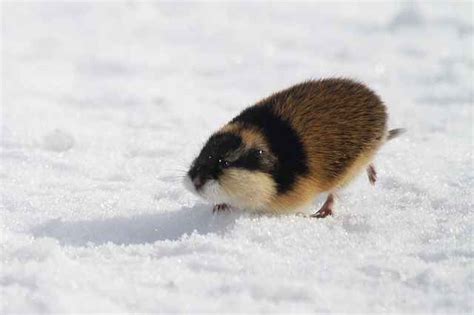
[184,128,277,210]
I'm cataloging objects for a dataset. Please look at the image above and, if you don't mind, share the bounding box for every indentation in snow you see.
[42,129,74,152]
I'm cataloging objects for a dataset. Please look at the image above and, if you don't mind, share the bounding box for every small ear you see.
[225,146,246,162]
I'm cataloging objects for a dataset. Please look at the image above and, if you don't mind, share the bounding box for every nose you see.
[192,176,205,190]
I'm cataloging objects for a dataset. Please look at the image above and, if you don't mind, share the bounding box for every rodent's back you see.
[258,78,388,190]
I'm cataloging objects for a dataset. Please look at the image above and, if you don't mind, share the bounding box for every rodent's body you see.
[185,78,400,215]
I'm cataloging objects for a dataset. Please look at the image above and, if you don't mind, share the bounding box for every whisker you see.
[166,167,189,173]
[162,170,188,176]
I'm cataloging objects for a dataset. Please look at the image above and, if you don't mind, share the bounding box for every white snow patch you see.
[1,1,473,313]
[42,129,75,152]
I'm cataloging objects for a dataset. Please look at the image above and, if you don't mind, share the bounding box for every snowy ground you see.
[1,1,473,313]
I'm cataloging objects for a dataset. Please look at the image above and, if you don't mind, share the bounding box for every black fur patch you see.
[190,133,242,180]
[232,104,309,193]
[205,133,242,157]
[232,149,262,171]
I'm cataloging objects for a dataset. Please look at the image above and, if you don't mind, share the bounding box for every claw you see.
[212,203,230,213]
[367,163,377,186]
[310,193,334,219]
[310,207,333,218]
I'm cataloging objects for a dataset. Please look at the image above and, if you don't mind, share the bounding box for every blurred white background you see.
[1,1,472,313]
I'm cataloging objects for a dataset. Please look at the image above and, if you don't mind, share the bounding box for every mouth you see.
[183,175,199,195]
[192,176,205,191]
[183,174,206,192]
[183,175,230,205]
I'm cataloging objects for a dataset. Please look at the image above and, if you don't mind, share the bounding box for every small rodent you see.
[184,78,404,217]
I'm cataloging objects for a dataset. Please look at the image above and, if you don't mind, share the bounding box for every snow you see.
[1,1,473,313]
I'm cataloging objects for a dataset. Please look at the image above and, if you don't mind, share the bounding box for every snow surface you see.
[1,1,473,313]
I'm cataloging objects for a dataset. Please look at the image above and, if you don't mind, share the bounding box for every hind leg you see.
[367,163,377,186]
[310,193,335,219]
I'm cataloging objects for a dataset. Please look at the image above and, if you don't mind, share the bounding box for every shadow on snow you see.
[31,204,240,246]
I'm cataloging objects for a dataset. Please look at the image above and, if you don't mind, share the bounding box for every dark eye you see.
[218,159,230,168]
[258,150,264,155]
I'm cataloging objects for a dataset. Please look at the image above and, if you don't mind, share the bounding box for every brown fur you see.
[219,79,389,212]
